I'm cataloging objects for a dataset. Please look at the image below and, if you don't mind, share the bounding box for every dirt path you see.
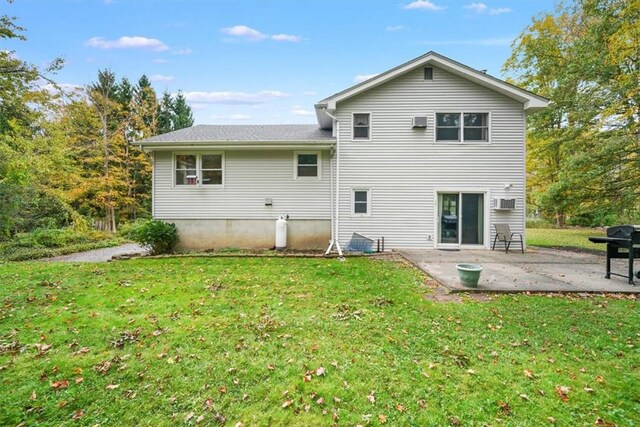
[44,243,148,262]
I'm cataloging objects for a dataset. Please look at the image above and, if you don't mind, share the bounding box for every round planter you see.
[455,263,483,287]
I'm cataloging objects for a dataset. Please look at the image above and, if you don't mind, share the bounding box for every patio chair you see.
[492,224,524,253]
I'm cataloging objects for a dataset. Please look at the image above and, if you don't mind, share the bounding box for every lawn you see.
[1,257,638,426]
[527,227,605,252]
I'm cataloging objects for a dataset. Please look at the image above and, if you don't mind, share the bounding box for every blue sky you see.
[7,0,555,125]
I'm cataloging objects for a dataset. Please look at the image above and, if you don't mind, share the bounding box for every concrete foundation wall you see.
[168,219,331,250]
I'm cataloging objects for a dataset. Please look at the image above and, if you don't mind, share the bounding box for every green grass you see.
[1,257,638,426]
[527,227,605,252]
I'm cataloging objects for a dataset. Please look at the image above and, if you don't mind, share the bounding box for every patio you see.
[400,247,640,293]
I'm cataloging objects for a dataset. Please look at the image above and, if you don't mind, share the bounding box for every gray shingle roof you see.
[138,124,334,143]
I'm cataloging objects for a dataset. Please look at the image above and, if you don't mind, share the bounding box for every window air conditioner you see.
[493,198,516,210]
[412,116,428,128]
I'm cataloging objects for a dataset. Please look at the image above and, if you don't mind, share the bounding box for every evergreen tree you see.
[157,90,174,135]
[172,91,194,130]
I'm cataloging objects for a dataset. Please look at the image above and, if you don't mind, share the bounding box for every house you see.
[134,51,548,251]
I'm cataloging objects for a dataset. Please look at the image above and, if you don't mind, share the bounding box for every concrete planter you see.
[456,263,483,287]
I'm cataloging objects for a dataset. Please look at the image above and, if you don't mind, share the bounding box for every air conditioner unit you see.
[412,116,428,128]
[493,198,516,210]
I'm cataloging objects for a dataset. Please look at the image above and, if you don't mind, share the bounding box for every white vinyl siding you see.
[154,150,332,219]
[335,66,525,249]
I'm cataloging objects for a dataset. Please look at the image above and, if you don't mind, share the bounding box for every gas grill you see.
[589,225,640,285]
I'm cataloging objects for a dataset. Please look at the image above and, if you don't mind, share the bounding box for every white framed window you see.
[173,152,224,187]
[352,113,371,140]
[294,151,321,179]
[352,189,371,216]
[435,113,490,143]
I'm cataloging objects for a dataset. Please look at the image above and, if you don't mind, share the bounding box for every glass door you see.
[438,193,484,245]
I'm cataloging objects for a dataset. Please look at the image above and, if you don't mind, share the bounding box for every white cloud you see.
[270,33,301,42]
[211,113,251,120]
[183,90,289,105]
[302,91,317,96]
[420,37,513,46]
[354,74,379,83]
[188,103,209,111]
[291,106,314,116]
[489,7,512,15]
[149,74,174,82]
[152,58,168,64]
[221,25,268,41]
[386,25,404,32]
[42,82,84,94]
[171,48,192,55]
[221,25,301,42]
[464,2,487,13]
[403,1,446,11]
[85,36,169,51]
[464,3,513,15]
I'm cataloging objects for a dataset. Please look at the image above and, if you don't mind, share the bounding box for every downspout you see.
[323,108,342,256]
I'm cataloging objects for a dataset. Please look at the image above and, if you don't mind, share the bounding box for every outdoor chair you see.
[492,224,524,253]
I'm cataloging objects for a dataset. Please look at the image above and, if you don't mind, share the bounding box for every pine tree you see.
[157,90,174,135]
[172,91,194,130]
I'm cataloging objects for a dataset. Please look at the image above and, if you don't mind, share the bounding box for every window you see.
[436,113,489,142]
[352,189,370,216]
[294,152,321,179]
[175,154,197,185]
[463,113,488,141]
[436,113,460,141]
[353,113,370,140]
[174,153,223,186]
[424,67,433,80]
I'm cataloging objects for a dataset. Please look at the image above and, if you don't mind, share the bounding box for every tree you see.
[88,69,118,232]
[504,0,640,226]
[173,91,194,130]
[157,90,174,134]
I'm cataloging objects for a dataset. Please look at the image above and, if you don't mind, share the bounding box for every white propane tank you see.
[275,216,288,250]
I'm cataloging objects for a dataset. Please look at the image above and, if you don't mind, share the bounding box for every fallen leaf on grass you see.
[367,390,376,404]
[51,380,69,390]
[75,377,83,384]
[105,384,119,390]
[395,404,405,412]
[30,391,36,401]
[316,397,324,405]
[282,400,293,409]
[497,400,511,415]
[595,375,604,383]
[584,387,594,393]
[71,409,83,420]
[524,369,534,379]
[378,414,387,424]
[185,411,195,421]
[555,385,570,402]
[316,366,326,376]
[595,417,617,426]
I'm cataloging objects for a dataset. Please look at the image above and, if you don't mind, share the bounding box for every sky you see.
[6,0,557,125]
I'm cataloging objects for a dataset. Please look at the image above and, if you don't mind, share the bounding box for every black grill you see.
[589,225,640,285]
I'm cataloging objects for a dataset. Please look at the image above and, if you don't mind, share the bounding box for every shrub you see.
[130,220,178,255]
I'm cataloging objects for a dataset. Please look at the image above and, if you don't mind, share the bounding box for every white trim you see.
[318,52,548,112]
[172,151,225,188]
[434,112,492,144]
[434,189,489,249]
[151,151,156,218]
[351,112,372,142]
[293,150,322,180]
[351,188,371,217]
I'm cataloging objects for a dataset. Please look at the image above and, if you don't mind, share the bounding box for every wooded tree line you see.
[0,5,193,239]
[505,0,639,226]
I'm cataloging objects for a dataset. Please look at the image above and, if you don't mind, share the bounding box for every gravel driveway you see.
[44,243,148,262]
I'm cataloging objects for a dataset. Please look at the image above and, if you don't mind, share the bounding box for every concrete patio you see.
[400,247,640,293]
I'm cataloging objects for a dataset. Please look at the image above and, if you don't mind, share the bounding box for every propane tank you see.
[275,216,288,250]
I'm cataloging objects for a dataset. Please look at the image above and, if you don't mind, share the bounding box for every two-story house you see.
[134,51,548,251]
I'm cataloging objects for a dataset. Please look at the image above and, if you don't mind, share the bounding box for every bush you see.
[130,220,178,255]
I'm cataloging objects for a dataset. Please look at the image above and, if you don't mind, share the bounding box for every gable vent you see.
[412,116,428,128]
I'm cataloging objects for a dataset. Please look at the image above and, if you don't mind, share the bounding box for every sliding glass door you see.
[438,193,484,246]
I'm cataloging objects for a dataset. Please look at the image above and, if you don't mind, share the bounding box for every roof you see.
[135,124,334,145]
[315,51,549,129]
